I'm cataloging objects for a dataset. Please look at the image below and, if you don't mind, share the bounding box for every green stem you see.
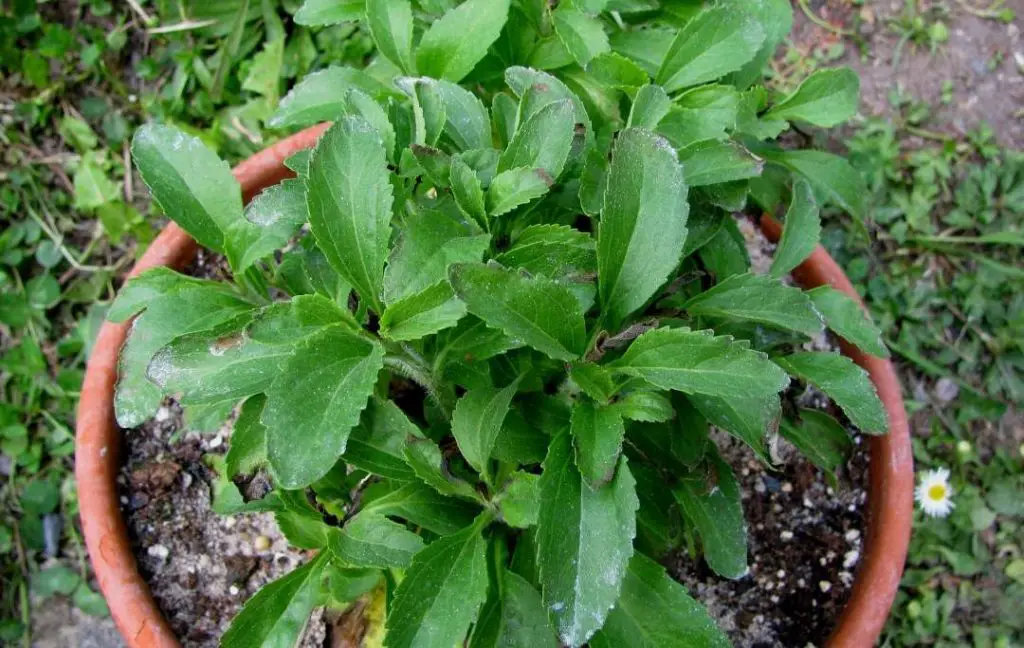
[796,0,854,36]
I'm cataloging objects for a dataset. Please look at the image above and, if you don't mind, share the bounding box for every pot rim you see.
[74,124,912,648]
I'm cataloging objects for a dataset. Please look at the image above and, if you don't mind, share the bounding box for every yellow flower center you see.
[927,484,947,501]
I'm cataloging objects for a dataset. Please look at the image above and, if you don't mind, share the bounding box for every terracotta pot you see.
[75,126,912,648]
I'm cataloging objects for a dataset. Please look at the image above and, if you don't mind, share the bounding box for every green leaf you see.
[610,27,675,77]
[764,67,859,127]
[107,267,209,323]
[451,379,520,474]
[683,272,823,337]
[295,0,364,25]
[773,352,888,435]
[306,117,394,313]
[656,7,764,92]
[491,93,518,148]
[590,553,729,648]
[597,127,688,329]
[404,436,481,500]
[451,156,488,227]
[471,570,558,648]
[242,37,284,102]
[73,154,119,210]
[726,0,792,89]
[587,52,649,90]
[552,5,610,68]
[345,399,421,481]
[769,179,819,278]
[269,66,396,128]
[673,451,747,579]
[226,395,268,477]
[284,150,311,174]
[115,286,254,427]
[807,286,889,358]
[626,394,709,471]
[498,98,575,180]
[221,553,326,648]
[688,392,776,464]
[20,480,60,516]
[146,315,289,405]
[322,563,384,607]
[383,207,490,304]
[380,282,466,341]
[496,471,541,528]
[570,400,626,487]
[762,149,867,222]
[680,208,724,259]
[612,391,674,422]
[363,481,482,535]
[568,362,616,403]
[698,215,750,278]
[657,84,740,149]
[131,124,245,267]
[678,140,763,188]
[425,80,492,151]
[536,431,637,646]
[245,294,356,344]
[434,316,521,371]
[611,327,790,400]
[627,84,671,130]
[631,464,682,557]
[384,517,490,648]
[275,490,332,549]
[264,326,384,488]
[493,411,550,465]
[405,80,447,147]
[72,585,110,617]
[366,0,415,73]
[449,263,586,361]
[486,168,553,217]
[416,0,511,82]
[495,225,596,281]
[329,513,425,568]
[237,179,308,271]
[735,87,787,140]
[345,88,399,162]
[780,410,852,485]
[504,67,591,132]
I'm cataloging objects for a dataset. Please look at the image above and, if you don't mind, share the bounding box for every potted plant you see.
[76,0,914,646]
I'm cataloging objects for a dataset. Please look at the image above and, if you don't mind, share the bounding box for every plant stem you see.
[954,0,1006,19]
[796,0,854,36]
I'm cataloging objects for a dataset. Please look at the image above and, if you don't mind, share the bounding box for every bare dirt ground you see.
[790,0,1024,148]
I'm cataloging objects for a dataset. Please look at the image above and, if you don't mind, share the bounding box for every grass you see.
[0,0,1021,645]
[822,95,1023,648]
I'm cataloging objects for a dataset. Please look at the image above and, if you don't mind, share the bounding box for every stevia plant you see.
[111,0,891,645]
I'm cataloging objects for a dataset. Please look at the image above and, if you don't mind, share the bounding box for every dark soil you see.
[668,432,869,647]
[117,401,327,647]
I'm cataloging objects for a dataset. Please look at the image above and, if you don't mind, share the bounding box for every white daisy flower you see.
[915,468,954,518]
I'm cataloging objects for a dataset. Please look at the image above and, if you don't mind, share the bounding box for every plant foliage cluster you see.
[105,0,895,645]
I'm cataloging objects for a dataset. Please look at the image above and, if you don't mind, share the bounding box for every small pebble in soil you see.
[148,544,170,561]
[780,530,794,541]
[819,581,832,593]
[254,535,271,552]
